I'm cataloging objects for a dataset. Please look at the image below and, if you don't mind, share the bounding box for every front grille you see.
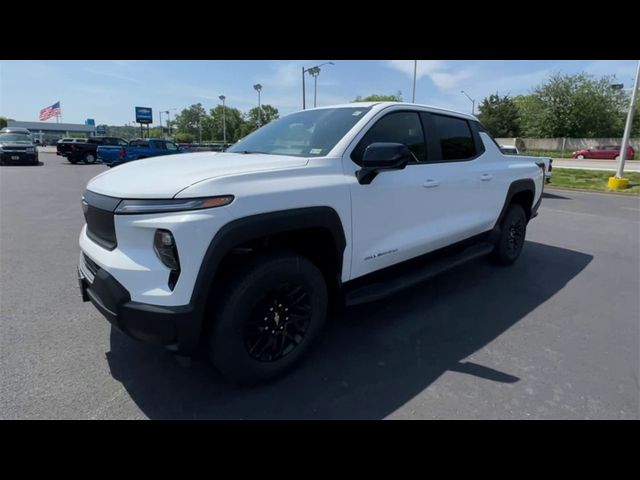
[2,146,28,152]
[82,190,121,250]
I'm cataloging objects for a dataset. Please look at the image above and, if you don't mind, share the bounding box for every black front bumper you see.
[1,152,37,165]
[78,257,201,353]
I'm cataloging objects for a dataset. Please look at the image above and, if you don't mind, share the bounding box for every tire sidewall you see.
[209,254,328,384]
[494,204,527,265]
[84,153,96,164]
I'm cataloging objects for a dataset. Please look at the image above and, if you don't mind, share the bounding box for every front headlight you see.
[26,147,36,153]
[114,195,234,214]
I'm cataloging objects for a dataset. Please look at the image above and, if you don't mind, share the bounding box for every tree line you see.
[104,103,280,143]
[476,73,639,139]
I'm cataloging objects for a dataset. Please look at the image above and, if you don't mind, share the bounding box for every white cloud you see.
[262,62,301,88]
[386,60,475,93]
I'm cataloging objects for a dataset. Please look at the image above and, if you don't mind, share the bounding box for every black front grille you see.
[83,190,121,250]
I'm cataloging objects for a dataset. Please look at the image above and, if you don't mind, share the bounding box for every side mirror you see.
[357,142,412,185]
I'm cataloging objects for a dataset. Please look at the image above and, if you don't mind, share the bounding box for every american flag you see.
[40,101,61,121]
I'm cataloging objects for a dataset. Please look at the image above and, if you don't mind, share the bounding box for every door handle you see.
[423,179,440,188]
[480,173,494,181]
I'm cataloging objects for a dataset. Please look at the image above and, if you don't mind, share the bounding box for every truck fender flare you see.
[494,178,536,229]
[189,206,347,312]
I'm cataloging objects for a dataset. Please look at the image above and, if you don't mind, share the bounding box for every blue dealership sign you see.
[96,124,107,135]
[85,118,96,126]
[135,106,153,124]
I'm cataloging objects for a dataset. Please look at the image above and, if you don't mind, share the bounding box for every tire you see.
[84,152,97,164]
[32,156,39,166]
[491,204,527,266]
[614,155,620,161]
[208,251,328,385]
[576,154,585,159]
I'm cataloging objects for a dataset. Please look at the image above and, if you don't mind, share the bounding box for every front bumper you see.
[1,151,37,164]
[78,254,201,353]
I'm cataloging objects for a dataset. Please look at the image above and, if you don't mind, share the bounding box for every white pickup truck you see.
[78,102,544,384]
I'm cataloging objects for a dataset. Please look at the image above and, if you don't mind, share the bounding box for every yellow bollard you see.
[608,177,629,190]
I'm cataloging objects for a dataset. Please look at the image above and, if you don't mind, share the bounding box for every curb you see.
[545,186,640,197]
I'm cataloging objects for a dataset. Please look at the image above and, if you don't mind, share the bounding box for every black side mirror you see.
[357,142,412,184]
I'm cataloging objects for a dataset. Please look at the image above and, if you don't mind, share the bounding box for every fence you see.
[495,138,640,152]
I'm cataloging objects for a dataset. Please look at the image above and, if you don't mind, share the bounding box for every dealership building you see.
[6,120,97,142]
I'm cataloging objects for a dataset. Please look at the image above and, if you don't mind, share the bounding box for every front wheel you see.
[614,155,620,161]
[208,251,328,385]
[491,204,527,266]
[576,154,585,159]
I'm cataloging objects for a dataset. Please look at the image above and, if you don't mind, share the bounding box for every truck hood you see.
[87,152,309,198]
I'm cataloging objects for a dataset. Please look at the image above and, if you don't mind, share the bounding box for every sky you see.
[0,60,637,126]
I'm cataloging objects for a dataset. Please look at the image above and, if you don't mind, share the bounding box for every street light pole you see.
[614,60,640,180]
[302,67,306,110]
[302,62,334,109]
[307,67,321,108]
[461,90,475,115]
[159,111,163,136]
[253,84,262,126]
[219,95,226,144]
[412,60,417,103]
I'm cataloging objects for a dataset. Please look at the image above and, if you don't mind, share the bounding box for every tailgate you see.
[97,145,123,162]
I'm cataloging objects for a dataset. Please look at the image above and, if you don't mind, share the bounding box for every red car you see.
[572,145,635,160]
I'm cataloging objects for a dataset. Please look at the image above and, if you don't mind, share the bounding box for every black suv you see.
[0,127,39,166]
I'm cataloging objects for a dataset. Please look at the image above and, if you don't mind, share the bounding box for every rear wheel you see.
[491,204,527,266]
[208,251,328,385]
[84,152,97,164]
[576,154,585,159]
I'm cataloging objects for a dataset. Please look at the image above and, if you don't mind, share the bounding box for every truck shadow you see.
[106,241,592,419]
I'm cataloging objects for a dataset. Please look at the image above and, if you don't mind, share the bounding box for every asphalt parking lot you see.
[1,151,638,419]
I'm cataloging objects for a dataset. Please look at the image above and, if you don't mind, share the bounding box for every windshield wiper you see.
[236,150,266,154]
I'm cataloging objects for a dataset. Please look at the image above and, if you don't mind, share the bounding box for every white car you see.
[78,102,544,384]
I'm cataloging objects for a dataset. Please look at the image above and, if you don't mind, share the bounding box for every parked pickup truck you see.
[78,102,544,384]
[97,138,183,167]
[57,137,129,164]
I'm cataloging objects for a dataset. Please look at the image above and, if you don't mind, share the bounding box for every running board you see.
[344,242,494,306]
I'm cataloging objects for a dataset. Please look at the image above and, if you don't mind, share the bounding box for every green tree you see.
[0,117,7,129]
[173,103,208,138]
[517,73,628,138]
[240,104,279,137]
[476,94,521,137]
[353,91,403,102]
[175,132,195,143]
[206,105,244,142]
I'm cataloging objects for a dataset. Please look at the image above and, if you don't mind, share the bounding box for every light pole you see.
[159,111,163,136]
[412,60,417,103]
[253,84,262,126]
[162,109,176,137]
[302,62,334,109]
[461,90,475,115]
[613,60,640,182]
[218,95,226,144]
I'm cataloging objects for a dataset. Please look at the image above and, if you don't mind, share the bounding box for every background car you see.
[572,145,635,160]
[500,145,519,155]
[0,130,39,166]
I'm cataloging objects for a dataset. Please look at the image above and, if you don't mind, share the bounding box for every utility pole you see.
[612,59,640,185]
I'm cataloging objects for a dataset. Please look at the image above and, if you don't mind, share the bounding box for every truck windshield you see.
[227,106,372,158]
[0,134,32,143]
